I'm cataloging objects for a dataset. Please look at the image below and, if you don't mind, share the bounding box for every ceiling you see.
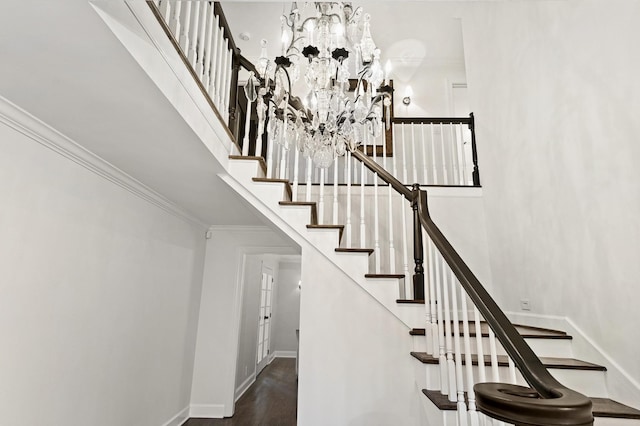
[0,0,266,227]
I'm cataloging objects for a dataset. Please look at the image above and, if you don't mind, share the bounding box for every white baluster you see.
[442,261,456,402]
[450,274,468,426]
[159,0,171,23]
[400,123,410,297]
[411,122,418,184]
[305,157,312,202]
[220,43,230,120]
[266,106,275,177]
[254,99,265,158]
[178,1,191,54]
[421,124,428,184]
[428,240,438,356]
[202,4,214,90]
[474,307,487,383]
[187,2,199,67]
[462,289,480,426]
[241,90,252,156]
[440,123,448,185]
[169,1,182,39]
[449,123,460,185]
[488,328,500,382]
[224,46,233,122]
[292,144,300,202]
[195,1,207,79]
[430,123,437,184]
[319,168,325,224]
[387,125,396,274]
[333,157,339,224]
[508,356,517,384]
[459,123,469,185]
[279,145,287,180]
[346,151,352,247]
[207,16,220,97]
[401,124,408,186]
[360,141,366,248]
[434,251,448,396]
[373,129,381,273]
[214,30,225,107]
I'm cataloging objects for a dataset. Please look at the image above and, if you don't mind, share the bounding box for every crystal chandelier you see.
[244,2,393,168]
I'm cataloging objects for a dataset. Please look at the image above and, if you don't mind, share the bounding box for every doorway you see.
[256,266,274,375]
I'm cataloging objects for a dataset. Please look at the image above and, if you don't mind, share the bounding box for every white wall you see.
[462,0,640,406]
[272,260,301,354]
[0,115,206,426]
[189,228,299,418]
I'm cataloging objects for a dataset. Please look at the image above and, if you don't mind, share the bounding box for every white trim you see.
[161,406,189,426]
[272,350,297,359]
[0,95,207,229]
[209,225,274,233]
[189,404,225,418]
[234,374,256,402]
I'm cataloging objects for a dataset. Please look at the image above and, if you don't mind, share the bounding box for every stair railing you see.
[351,148,594,426]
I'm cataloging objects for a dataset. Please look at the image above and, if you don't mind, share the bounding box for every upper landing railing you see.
[148,2,593,425]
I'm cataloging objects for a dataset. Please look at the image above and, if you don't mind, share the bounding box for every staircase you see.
[139,2,640,424]
[224,154,640,426]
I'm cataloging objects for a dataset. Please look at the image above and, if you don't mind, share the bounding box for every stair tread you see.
[397,299,425,304]
[422,390,640,419]
[411,352,606,371]
[279,201,318,225]
[251,177,292,200]
[365,274,405,279]
[335,247,374,254]
[591,397,640,419]
[409,323,571,339]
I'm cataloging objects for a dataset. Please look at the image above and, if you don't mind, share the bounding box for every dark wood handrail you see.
[351,148,593,426]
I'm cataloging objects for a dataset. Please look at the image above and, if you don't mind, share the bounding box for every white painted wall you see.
[272,260,301,354]
[297,246,422,426]
[0,117,206,426]
[462,0,640,406]
[189,228,299,418]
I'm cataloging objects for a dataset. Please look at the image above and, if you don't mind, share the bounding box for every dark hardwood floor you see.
[185,358,297,426]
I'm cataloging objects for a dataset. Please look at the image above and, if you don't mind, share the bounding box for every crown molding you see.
[0,95,207,229]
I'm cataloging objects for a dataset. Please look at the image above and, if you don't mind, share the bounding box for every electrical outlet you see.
[520,299,531,311]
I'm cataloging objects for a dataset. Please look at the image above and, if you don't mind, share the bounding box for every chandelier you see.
[244,2,393,168]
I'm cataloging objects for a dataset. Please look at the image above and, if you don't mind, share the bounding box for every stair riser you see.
[412,335,573,359]
[227,159,266,179]
[420,362,608,397]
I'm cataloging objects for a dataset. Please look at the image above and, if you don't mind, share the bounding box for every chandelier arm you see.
[297,17,318,34]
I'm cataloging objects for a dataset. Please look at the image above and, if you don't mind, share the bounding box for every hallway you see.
[186,358,297,426]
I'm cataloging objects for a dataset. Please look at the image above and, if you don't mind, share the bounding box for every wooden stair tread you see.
[364,274,405,279]
[335,248,374,254]
[591,397,640,419]
[410,352,606,371]
[422,390,640,419]
[409,323,571,340]
[279,201,318,225]
[228,155,267,176]
[397,299,425,304]
[252,177,292,200]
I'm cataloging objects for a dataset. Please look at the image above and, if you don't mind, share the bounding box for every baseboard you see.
[161,406,189,426]
[272,350,297,359]
[189,404,225,418]
[235,374,256,402]
[506,311,640,408]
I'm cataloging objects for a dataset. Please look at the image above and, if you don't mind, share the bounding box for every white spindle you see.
[202,4,214,90]
[430,123,437,184]
[333,157,339,224]
[359,139,366,248]
[305,157,312,202]
[411,123,418,184]
[434,252,448,396]
[440,123,448,185]
[421,124,428,184]
[474,307,487,383]
[195,1,207,78]
[241,91,252,156]
[461,289,480,426]
[159,0,171,23]
[373,130,381,273]
[459,123,469,185]
[223,46,233,121]
[428,240,438,356]
[346,151,352,247]
[292,146,300,201]
[450,274,468,426]
[214,30,225,107]
[169,1,182,39]
[279,145,287,180]
[266,106,275,177]
[400,124,410,297]
[442,261,456,402]
[207,16,220,97]
[488,328,500,382]
[508,356,517,384]
[386,126,396,274]
[220,42,230,120]
[454,123,464,185]
[449,123,460,185]
[319,168,325,224]
[178,1,191,54]
[187,2,199,67]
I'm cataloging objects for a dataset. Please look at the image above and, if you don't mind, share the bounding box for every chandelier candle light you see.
[244,2,393,168]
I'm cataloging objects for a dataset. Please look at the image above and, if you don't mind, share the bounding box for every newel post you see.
[411,184,425,300]
[469,112,481,187]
